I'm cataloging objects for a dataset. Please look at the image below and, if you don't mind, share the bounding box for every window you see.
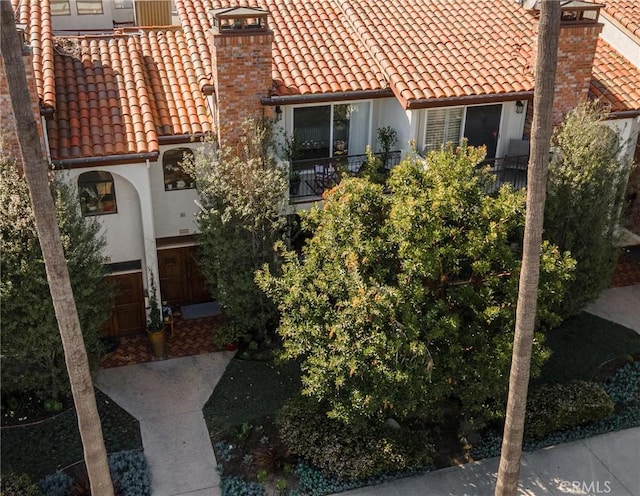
[77,0,103,15]
[78,171,117,216]
[423,107,463,153]
[163,148,195,191]
[292,102,370,161]
[114,0,133,8]
[51,0,71,15]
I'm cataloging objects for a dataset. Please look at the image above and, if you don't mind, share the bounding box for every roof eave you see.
[406,91,534,110]
[261,89,395,105]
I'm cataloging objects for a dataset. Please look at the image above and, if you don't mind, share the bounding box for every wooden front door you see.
[102,272,146,337]
[157,246,210,307]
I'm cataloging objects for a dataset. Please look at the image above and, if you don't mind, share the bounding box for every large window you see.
[51,0,71,15]
[163,148,195,191]
[78,171,117,216]
[77,0,103,15]
[292,102,370,161]
[423,107,463,153]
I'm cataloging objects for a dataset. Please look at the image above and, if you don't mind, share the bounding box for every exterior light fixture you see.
[515,100,524,114]
[275,105,282,120]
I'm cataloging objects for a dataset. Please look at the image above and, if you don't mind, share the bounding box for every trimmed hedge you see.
[277,397,434,480]
[525,381,614,440]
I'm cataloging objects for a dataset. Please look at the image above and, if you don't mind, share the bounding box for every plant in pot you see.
[289,170,301,196]
[146,275,167,358]
[377,126,398,171]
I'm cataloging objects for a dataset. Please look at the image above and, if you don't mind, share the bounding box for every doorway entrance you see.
[102,271,146,337]
[157,246,210,308]
[464,104,503,160]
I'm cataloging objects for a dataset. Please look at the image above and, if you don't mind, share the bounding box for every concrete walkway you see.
[334,427,640,496]
[584,284,640,333]
[95,352,235,496]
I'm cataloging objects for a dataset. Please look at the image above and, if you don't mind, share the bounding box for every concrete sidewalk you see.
[334,428,640,496]
[96,352,235,496]
[584,284,640,333]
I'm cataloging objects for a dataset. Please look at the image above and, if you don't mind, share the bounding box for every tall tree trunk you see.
[1,4,115,495]
[495,2,561,495]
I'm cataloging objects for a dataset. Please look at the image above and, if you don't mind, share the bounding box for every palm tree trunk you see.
[1,5,115,495]
[495,2,561,495]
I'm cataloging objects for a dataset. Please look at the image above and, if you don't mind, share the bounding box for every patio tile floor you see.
[100,315,223,368]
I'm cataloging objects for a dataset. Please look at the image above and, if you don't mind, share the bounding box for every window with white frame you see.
[51,0,71,15]
[114,0,133,8]
[423,107,464,153]
[163,148,195,191]
[78,171,117,216]
[77,0,104,15]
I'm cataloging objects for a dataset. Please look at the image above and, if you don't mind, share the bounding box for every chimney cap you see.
[209,6,269,33]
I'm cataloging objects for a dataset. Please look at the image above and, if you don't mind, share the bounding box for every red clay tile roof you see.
[591,38,640,114]
[46,29,213,161]
[597,0,640,41]
[339,0,536,107]
[14,0,56,109]
[176,0,536,103]
[13,0,640,161]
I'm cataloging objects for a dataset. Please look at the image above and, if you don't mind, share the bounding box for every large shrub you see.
[258,143,573,427]
[525,381,614,440]
[0,157,111,400]
[278,397,434,480]
[188,119,287,345]
[544,102,632,318]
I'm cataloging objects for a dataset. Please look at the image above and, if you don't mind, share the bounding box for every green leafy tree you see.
[189,118,288,344]
[544,101,632,318]
[258,144,574,427]
[0,157,111,400]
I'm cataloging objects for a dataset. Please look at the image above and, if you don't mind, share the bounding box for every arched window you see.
[163,148,195,191]
[78,171,117,216]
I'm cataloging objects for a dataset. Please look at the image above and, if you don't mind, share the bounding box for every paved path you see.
[333,427,640,496]
[94,286,639,496]
[96,352,235,496]
[584,284,640,333]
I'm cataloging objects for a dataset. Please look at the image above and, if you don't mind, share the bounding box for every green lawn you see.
[539,312,640,384]
[1,390,142,480]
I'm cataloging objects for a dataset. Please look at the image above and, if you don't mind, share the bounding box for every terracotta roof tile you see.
[46,29,212,161]
[590,38,640,113]
[597,0,640,40]
[14,0,56,109]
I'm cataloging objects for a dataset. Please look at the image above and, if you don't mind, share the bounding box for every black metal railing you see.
[289,151,402,200]
[288,152,528,201]
[483,155,529,190]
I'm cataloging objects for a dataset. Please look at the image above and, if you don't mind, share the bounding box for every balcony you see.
[288,151,402,202]
[484,155,529,190]
[287,151,528,203]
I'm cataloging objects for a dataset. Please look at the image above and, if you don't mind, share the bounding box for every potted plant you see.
[146,274,166,358]
[289,170,301,196]
[377,126,398,170]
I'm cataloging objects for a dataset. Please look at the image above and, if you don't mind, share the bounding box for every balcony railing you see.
[289,151,402,201]
[484,155,529,190]
[288,151,528,202]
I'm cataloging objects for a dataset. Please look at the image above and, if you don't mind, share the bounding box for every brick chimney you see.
[530,1,603,125]
[0,25,46,171]
[206,7,274,147]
